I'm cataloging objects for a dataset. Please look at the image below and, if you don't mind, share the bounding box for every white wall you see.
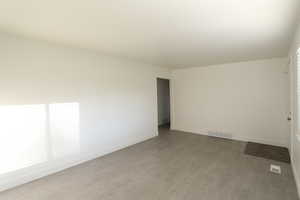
[171,58,290,147]
[289,21,300,196]
[157,78,170,125]
[0,32,170,191]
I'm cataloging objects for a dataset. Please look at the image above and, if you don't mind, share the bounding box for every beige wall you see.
[0,32,170,191]
[171,58,290,147]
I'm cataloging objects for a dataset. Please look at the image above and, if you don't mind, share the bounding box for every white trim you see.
[289,47,300,199]
[297,49,300,136]
[171,128,288,147]
[292,159,300,198]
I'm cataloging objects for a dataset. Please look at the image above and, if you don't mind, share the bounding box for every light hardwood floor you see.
[0,127,298,200]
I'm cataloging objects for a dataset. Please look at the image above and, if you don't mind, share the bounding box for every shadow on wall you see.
[0,102,80,175]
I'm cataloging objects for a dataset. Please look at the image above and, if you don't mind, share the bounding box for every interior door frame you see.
[156,77,172,133]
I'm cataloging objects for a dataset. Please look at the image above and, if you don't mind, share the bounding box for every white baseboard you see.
[0,134,157,192]
[171,128,288,148]
[291,159,300,198]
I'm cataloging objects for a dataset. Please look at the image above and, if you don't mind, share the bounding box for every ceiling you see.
[0,0,299,68]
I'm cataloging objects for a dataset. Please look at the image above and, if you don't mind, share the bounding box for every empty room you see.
[1,0,300,199]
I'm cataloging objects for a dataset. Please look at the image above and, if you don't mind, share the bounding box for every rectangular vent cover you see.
[270,164,281,174]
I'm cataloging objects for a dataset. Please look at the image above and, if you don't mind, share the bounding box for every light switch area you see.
[296,134,300,142]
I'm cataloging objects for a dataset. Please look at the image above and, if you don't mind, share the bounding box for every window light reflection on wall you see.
[0,102,80,175]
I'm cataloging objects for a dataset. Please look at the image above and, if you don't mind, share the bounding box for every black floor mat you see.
[244,142,290,163]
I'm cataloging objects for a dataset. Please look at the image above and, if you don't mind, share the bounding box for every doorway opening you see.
[157,78,171,134]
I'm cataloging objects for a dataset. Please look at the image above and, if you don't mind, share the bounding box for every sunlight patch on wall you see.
[0,103,80,175]
[49,103,80,158]
[0,104,47,174]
